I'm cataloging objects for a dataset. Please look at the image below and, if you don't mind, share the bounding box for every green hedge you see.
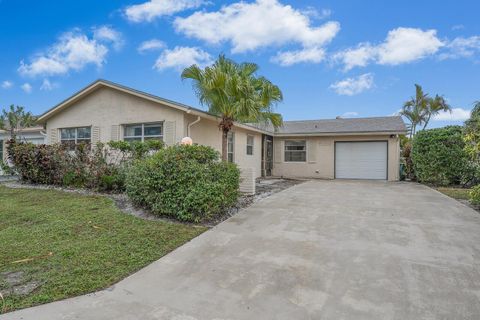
[125,145,240,223]
[412,126,471,186]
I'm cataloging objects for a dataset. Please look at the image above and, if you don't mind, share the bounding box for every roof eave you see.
[273,130,407,137]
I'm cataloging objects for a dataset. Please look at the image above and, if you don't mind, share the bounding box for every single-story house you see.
[33,79,406,182]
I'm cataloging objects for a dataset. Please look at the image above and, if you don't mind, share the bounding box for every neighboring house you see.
[0,126,46,174]
[36,79,407,182]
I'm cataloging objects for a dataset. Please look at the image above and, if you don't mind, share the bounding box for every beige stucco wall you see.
[273,135,400,181]
[45,87,185,145]
[45,88,263,178]
[186,115,263,178]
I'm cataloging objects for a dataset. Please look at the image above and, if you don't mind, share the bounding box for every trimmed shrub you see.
[412,126,472,186]
[470,185,480,205]
[125,145,240,223]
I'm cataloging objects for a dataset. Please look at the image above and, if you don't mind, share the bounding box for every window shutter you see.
[274,139,282,163]
[307,140,317,163]
[92,126,101,145]
[49,129,58,144]
[110,125,120,141]
[164,121,176,146]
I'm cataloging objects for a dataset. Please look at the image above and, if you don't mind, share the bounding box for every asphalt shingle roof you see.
[253,116,407,135]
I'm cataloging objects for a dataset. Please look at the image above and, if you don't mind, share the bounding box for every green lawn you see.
[0,186,206,314]
[436,187,471,201]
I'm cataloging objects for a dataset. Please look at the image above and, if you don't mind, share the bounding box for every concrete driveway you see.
[3,180,480,320]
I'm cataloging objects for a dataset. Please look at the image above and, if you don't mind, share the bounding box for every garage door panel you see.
[335,142,387,180]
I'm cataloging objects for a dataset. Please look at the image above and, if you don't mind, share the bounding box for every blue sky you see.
[0,0,479,128]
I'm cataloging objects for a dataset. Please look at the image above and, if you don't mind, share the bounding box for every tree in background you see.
[400,84,429,137]
[0,105,36,139]
[182,55,283,161]
[464,101,480,180]
[399,84,451,137]
[422,95,451,130]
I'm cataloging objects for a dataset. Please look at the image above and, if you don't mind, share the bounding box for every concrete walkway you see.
[3,180,480,320]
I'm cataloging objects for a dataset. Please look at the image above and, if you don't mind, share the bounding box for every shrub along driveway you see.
[3,180,480,319]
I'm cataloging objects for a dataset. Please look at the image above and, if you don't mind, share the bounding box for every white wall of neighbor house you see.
[186,114,262,178]
[45,87,185,146]
[0,131,46,173]
[272,134,400,181]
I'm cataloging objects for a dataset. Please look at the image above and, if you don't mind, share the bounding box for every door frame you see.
[334,140,389,180]
[261,134,274,177]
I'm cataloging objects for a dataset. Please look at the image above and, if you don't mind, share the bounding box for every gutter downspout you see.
[187,116,201,137]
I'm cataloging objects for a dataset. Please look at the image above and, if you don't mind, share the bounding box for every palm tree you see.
[400,84,429,137]
[422,95,451,130]
[0,105,36,140]
[182,55,283,161]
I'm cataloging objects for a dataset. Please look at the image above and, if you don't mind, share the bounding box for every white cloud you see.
[439,36,480,60]
[272,47,325,66]
[1,80,13,89]
[138,39,166,53]
[174,0,340,53]
[451,24,465,31]
[93,26,124,50]
[125,0,206,23]
[433,108,471,121]
[153,46,213,71]
[334,28,444,70]
[330,73,374,96]
[40,79,58,91]
[18,28,121,77]
[21,83,32,94]
[341,111,359,118]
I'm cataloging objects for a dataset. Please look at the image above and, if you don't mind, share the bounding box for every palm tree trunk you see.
[221,129,228,162]
[422,115,431,130]
[219,116,234,162]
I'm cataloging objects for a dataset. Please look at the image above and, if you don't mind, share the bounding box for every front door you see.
[262,135,274,176]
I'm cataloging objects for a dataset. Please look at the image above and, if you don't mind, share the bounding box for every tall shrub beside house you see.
[412,126,471,186]
[125,145,240,223]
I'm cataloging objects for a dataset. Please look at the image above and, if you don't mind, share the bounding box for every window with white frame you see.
[60,127,91,150]
[246,135,254,155]
[284,140,306,162]
[227,131,235,163]
[124,123,163,142]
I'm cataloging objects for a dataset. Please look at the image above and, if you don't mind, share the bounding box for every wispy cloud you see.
[330,73,374,96]
[433,108,471,121]
[272,47,326,66]
[153,46,212,71]
[439,36,480,60]
[40,79,58,91]
[21,83,32,94]
[124,0,206,23]
[138,39,166,53]
[93,25,124,50]
[1,80,13,89]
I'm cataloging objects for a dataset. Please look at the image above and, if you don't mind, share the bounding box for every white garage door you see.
[335,141,387,180]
